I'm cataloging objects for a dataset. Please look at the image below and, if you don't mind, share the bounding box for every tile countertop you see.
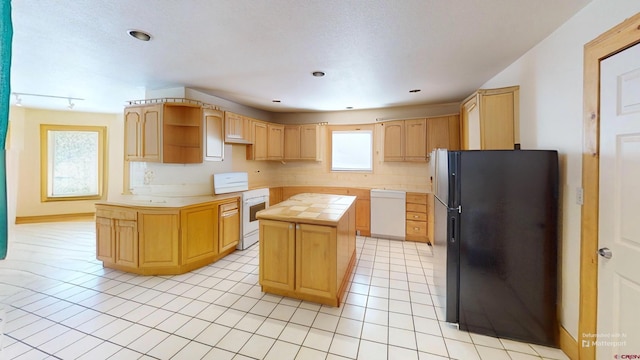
[256,193,356,226]
[96,193,241,208]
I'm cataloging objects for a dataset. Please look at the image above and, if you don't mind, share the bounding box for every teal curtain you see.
[0,1,12,259]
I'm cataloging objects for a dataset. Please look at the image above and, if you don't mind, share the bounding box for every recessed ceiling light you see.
[128,29,152,41]
[272,99,281,103]
[312,71,325,77]
[409,89,421,93]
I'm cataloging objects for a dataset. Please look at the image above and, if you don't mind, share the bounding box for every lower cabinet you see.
[259,206,355,306]
[405,192,429,243]
[259,220,296,291]
[95,197,240,275]
[219,200,240,253]
[139,210,179,268]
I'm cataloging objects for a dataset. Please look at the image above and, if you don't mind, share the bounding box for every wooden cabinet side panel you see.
[448,115,461,150]
[181,205,218,263]
[481,92,515,149]
[296,224,337,298]
[139,211,179,268]
[269,187,284,206]
[115,219,138,267]
[426,116,449,154]
[462,96,480,150]
[259,220,295,291]
[96,217,115,262]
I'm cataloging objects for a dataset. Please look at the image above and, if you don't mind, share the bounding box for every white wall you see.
[481,0,640,340]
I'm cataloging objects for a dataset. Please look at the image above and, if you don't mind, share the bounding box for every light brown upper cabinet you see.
[383,120,405,161]
[461,86,519,150]
[427,114,460,154]
[125,104,162,162]
[404,119,428,161]
[284,124,322,161]
[125,102,203,164]
[224,111,251,144]
[203,108,224,161]
[383,118,428,162]
[247,120,268,160]
[267,124,285,160]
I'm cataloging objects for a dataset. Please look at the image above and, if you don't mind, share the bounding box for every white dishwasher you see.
[370,189,406,240]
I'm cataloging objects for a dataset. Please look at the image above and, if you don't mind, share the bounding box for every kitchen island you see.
[257,193,356,306]
[95,194,240,275]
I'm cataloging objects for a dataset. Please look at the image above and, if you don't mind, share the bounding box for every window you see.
[40,125,106,201]
[331,129,373,171]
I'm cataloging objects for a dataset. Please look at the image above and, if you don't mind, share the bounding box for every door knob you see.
[598,247,612,259]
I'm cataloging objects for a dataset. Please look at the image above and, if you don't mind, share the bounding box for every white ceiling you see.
[10,0,592,114]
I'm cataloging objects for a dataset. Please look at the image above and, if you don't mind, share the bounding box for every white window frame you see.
[330,127,373,172]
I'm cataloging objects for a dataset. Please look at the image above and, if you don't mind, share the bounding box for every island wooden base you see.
[258,194,357,307]
[261,251,356,307]
[101,246,236,276]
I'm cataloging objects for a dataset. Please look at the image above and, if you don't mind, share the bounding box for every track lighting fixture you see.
[11,92,84,109]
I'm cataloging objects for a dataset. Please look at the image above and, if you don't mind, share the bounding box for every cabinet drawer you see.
[96,207,137,221]
[219,200,239,213]
[406,193,427,205]
[406,220,427,236]
[406,203,427,213]
[406,212,427,221]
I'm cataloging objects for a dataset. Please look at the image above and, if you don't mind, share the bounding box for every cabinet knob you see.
[414,227,420,231]
[413,215,419,218]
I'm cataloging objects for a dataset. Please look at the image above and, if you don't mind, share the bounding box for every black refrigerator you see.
[432,149,559,347]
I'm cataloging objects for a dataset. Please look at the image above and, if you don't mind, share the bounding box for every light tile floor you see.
[0,222,569,360]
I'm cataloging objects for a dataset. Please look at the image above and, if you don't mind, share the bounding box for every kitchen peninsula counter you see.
[95,194,241,275]
[257,193,357,306]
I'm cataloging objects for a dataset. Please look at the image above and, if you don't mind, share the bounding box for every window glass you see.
[331,130,373,171]
[41,125,106,201]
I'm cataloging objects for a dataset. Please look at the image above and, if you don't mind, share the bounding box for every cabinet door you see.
[224,112,251,144]
[96,217,115,262]
[181,204,218,264]
[300,124,319,160]
[427,116,450,154]
[383,120,404,161]
[250,121,268,160]
[124,107,142,160]
[355,199,370,237]
[284,125,301,160]
[404,118,427,161]
[296,224,337,298]
[267,124,285,160]
[448,115,461,150]
[204,108,224,161]
[219,200,240,253]
[481,92,515,149]
[139,210,179,268]
[259,220,295,291]
[142,105,162,161]
[115,219,138,268]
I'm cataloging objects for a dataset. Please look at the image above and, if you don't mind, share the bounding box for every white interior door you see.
[597,42,640,358]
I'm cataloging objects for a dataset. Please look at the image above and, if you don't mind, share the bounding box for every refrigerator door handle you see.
[450,216,456,243]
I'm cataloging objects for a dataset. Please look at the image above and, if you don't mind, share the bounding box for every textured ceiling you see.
[10,0,592,113]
